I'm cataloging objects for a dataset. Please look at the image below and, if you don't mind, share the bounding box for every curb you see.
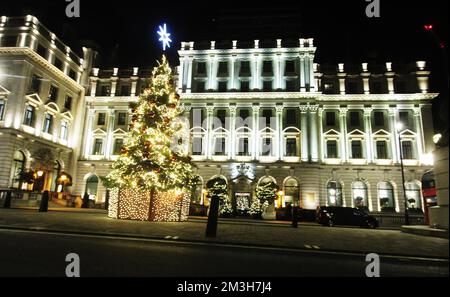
[0,224,448,261]
[402,226,449,239]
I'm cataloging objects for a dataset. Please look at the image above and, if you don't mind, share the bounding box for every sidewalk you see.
[0,208,448,258]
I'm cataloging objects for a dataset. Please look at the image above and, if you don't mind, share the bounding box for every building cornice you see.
[178,47,317,57]
[0,47,84,93]
[318,93,438,102]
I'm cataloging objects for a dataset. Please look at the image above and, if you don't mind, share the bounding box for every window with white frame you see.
[0,99,5,121]
[352,181,368,210]
[376,140,389,159]
[213,136,227,156]
[42,113,53,134]
[236,127,252,157]
[92,138,104,155]
[113,138,124,155]
[405,181,422,210]
[60,120,68,140]
[351,140,363,159]
[326,140,338,158]
[190,128,206,156]
[401,140,414,160]
[23,105,35,127]
[327,181,343,206]
[378,181,396,211]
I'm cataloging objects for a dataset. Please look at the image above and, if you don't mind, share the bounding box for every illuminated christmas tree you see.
[106,55,196,222]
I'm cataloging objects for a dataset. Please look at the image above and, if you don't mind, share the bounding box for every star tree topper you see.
[157,23,172,51]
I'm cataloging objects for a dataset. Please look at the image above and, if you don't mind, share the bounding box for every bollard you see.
[3,190,12,208]
[81,193,90,209]
[292,206,299,228]
[205,195,220,237]
[39,190,49,212]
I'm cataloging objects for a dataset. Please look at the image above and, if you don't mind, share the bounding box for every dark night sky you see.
[2,0,449,130]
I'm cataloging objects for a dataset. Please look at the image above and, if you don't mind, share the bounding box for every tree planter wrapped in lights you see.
[105,56,196,222]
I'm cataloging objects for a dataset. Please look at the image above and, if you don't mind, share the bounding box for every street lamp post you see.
[396,123,410,225]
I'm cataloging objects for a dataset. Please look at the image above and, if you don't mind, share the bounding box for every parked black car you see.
[316,206,379,228]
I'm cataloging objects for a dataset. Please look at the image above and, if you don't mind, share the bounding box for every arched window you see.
[378,181,395,212]
[10,150,26,189]
[405,181,422,210]
[85,175,99,197]
[327,181,343,206]
[352,181,369,210]
[284,178,300,207]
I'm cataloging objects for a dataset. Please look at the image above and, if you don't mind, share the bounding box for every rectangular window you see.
[196,81,205,93]
[23,105,35,126]
[262,109,272,127]
[349,111,360,127]
[118,112,127,126]
[218,81,227,92]
[402,141,413,159]
[64,96,72,110]
[285,109,297,126]
[240,81,250,92]
[192,137,203,155]
[326,112,336,126]
[327,140,338,158]
[285,60,295,74]
[240,61,250,76]
[263,81,272,92]
[37,44,47,58]
[286,80,296,92]
[49,85,59,102]
[42,113,53,134]
[2,36,16,47]
[60,121,68,140]
[263,60,273,74]
[97,113,106,125]
[262,138,273,156]
[399,111,409,127]
[30,75,42,94]
[351,140,362,159]
[0,99,5,121]
[113,139,124,155]
[324,83,334,94]
[69,69,77,81]
[238,138,250,156]
[376,141,388,159]
[214,137,226,156]
[347,82,358,94]
[54,58,63,70]
[285,138,298,157]
[197,62,206,75]
[93,139,103,155]
[100,85,110,96]
[216,110,226,127]
[218,62,228,75]
[120,85,130,96]
[374,111,384,126]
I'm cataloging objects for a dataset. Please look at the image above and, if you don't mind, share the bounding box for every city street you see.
[0,229,448,277]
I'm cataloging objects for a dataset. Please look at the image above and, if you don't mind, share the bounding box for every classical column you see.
[361,63,371,95]
[252,105,260,160]
[84,109,95,157]
[364,107,374,163]
[309,105,319,162]
[90,77,98,97]
[385,62,395,94]
[318,108,325,162]
[186,57,194,93]
[300,55,306,92]
[105,109,116,159]
[339,108,348,162]
[413,108,425,160]
[276,105,284,160]
[338,63,346,95]
[111,74,118,97]
[229,105,237,159]
[206,105,215,159]
[388,107,399,163]
[300,105,309,162]
[131,67,139,96]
